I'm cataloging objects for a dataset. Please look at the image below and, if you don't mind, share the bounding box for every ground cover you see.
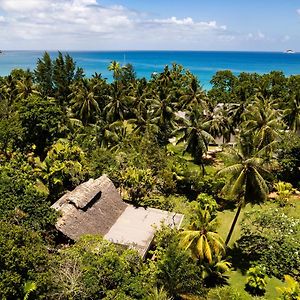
[217,197,300,299]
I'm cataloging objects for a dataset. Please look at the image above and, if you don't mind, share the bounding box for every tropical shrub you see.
[276,275,300,300]
[236,208,300,280]
[18,95,66,156]
[274,181,294,207]
[207,286,248,300]
[245,265,267,296]
[0,154,57,231]
[153,227,204,299]
[34,139,90,200]
[196,193,219,215]
[276,132,300,188]
[53,235,150,299]
[0,221,52,299]
[119,166,155,202]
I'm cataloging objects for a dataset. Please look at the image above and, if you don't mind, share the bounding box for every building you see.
[51,175,184,257]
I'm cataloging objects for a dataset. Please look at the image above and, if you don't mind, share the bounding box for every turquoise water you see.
[1,51,300,89]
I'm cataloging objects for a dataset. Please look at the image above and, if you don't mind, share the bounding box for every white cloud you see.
[151,17,227,31]
[0,0,231,49]
[247,30,266,41]
[153,16,194,25]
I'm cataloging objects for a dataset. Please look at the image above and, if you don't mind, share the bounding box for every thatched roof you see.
[51,175,127,240]
[52,175,184,257]
[105,206,184,258]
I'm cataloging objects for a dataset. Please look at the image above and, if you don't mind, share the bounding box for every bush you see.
[0,222,52,299]
[53,235,150,299]
[276,132,300,188]
[274,181,294,207]
[276,275,300,300]
[207,286,248,300]
[0,154,57,231]
[196,193,219,215]
[236,208,300,280]
[245,265,267,296]
[152,227,204,299]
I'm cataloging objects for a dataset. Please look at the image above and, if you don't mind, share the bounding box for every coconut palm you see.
[127,78,148,113]
[217,136,270,245]
[175,106,214,172]
[16,73,39,99]
[179,76,207,110]
[95,119,128,150]
[206,103,232,142]
[69,79,100,125]
[243,95,284,149]
[148,87,177,145]
[157,65,172,88]
[108,60,121,80]
[180,204,225,263]
[284,95,300,133]
[202,256,231,287]
[129,109,159,136]
[104,82,127,122]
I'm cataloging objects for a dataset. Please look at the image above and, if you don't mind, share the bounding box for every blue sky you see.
[0,0,299,50]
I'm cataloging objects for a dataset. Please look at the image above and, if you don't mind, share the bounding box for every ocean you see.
[1,51,300,89]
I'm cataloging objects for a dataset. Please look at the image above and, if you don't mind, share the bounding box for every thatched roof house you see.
[52,175,184,257]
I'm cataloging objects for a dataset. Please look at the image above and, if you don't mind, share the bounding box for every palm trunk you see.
[225,203,242,246]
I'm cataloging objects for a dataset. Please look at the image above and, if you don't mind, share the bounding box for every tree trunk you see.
[225,203,242,246]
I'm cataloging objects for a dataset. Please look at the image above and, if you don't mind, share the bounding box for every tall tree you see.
[104,81,127,122]
[108,60,121,81]
[34,52,53,97]
[179,76,207,110]
[243,95,284,149]
[69,79,100,125]
[149,87,176,145]
[175,106,214,173]
[218,136,270,245]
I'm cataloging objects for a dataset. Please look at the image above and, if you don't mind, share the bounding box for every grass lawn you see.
[228,270,285,299]
[217,197,300,247]
[216,198,300,299]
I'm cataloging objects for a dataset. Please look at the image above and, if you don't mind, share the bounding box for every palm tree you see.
[206,103,232,143]
[243,95,284,149]
[284,95,300,133]
[129,109,159,136]
[148,87,176,145]
[104,82,127,122]
[16,73,39,99]
[202,256,231,287]
[217,136,270,245]
[69,79,100,125]
[157,65,172,88]
[108,60,121,81]
[95,119,128,149]
[127,78,149,115]
[179,76,207,110]
[180,205,225,263]
[175,106,214,173]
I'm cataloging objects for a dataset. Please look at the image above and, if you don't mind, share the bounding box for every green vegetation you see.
[0,52,299,299]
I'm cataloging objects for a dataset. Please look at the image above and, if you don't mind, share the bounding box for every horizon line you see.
[1,49,297,53]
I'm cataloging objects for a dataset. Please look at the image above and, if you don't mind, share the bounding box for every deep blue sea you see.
[1,51,300,89]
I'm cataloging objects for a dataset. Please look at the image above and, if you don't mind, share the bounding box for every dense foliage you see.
[0,52,300,299]
[236,208,300,280]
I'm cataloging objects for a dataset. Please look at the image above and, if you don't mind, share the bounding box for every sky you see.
[0,0,299,51]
